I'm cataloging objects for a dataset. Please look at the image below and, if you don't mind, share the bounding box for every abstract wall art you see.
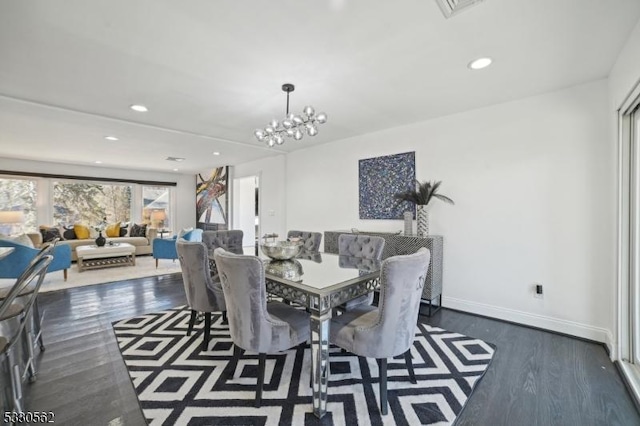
[196,167,229,230]
[359,152,416,219]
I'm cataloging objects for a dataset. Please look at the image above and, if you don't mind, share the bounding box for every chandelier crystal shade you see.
[254,84,327,147]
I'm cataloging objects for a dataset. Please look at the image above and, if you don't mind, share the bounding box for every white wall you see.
[232,176,257,247]
[0,157,196,232]
[286,80,614,344]
[609,18,640,111]
[233,155,287,242]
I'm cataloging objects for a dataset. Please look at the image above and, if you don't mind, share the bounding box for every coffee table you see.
[76,243,136,272]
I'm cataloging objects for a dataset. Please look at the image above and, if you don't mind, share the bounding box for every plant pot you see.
[95,231,106,247]
[416,205,429,237]
[403,211,413,235]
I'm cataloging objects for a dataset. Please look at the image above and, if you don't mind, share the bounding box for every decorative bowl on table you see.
[260,240,303,260]
[264,259,304,281]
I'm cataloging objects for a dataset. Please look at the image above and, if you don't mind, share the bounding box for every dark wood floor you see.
[24,274,640,426]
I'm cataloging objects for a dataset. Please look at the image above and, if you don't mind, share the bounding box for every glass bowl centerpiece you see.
[260,240,303,260]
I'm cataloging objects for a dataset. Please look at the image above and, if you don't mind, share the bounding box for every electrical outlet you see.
[534,283,543,299]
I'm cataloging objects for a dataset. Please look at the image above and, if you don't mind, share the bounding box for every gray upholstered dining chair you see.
[287,230,322,252]
[329,248,431,415]
[1,254,52,413]
[213,247,310,407]
[177,239,227,351]
[202,230,244,255]
[202,230,244,276]
[338,234,385,309]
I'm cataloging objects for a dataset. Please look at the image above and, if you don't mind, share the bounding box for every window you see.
[142,186,171,230]
[0,177,37,233]
[52,181,132,226]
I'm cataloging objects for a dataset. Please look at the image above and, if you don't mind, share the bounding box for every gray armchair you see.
[338,234,385,309]
[213,247,310,407]
[177,240,227,351]
[287,230,322,252]
[330,248,431,415]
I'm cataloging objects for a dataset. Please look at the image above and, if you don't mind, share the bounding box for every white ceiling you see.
[0,0,639,174]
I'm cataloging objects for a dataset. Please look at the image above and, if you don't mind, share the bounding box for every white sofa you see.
[28,228,158,261]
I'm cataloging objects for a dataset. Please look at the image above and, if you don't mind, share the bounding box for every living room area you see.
[2,1,640,425]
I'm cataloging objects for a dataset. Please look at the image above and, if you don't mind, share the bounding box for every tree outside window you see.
[53,181,131,226]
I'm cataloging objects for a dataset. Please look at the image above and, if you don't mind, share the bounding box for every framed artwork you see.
[359,152,415,219]
[196,167,228,230]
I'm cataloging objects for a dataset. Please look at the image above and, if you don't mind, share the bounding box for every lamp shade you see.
[151,210,166,221]
[0,210,25,224]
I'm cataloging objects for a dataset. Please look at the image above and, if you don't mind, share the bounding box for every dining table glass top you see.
[227,247,382,296]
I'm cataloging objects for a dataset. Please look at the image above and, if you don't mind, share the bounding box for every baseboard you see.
[443,296,612,344]
[606,330,617,361]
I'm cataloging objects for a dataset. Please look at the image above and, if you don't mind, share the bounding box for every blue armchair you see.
[153,229,203,268]
[0,239,72,281]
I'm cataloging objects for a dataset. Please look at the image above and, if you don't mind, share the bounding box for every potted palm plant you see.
[394,180,454,237]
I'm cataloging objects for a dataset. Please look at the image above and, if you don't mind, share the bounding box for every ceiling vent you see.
[166,156,185,162]
[435,0,485,18]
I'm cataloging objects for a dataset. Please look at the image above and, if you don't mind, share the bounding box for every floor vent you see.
[435,0,485,18]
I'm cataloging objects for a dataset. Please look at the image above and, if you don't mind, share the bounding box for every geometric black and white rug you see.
[113,306,495,426]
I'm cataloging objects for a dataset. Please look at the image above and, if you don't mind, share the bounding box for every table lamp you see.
[150,210,166,229]
[0,210,25,236]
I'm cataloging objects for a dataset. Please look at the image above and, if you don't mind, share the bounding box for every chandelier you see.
[254,83,327,147]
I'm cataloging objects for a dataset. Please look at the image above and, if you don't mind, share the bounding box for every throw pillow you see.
[63,227,77,240]
[177,227,194,239]
[40,226,62,243]
[105,222,121,238]
[12,233,35,248]
[119,226,128,237]
[130,223,147,238]
[74,224,91,239]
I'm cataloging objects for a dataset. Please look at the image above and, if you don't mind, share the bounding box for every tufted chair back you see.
[287,230,322,252]
[338,234,385,260]
[337,234,385,309]
[177,240,226,313]
[338,255,380,273]
[202,230,244,255]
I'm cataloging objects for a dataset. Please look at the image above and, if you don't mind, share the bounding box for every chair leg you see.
[33,299,45,351]
[404,349,416,384]
[202,312,211,351]
[187,310,197,336]
[8,350,24,413]
[156,259,159,268]
[256,353,267,407]
[63,269,68,281]
[378,358,388,415]
[222,310,228,324]
[228,344,244,379]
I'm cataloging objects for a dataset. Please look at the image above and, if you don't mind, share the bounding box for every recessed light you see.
[130,104,148,112]
[95,160,102,164]
[173,168,179,172]
[468,57,492,70]
[212,152,220,156]
[105,136,119,141]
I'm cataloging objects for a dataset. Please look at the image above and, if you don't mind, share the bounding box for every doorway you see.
[232,175,260,254]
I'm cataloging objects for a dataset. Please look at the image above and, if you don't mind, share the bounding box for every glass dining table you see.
[213,248,381,419]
